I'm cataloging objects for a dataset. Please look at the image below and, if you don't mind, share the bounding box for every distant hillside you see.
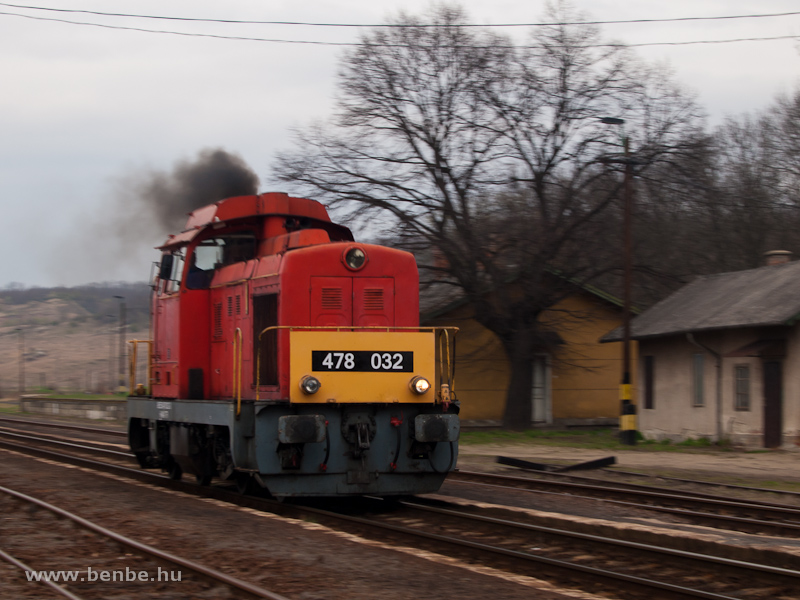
[0,282,152,395]
[0,282,150,331]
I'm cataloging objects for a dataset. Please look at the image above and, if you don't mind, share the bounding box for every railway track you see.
[353,496,800,600]
[488,462,800,506]
[0,416,126,440]
[0,484,289,600]
[449,469,800,537]
[5,416,800,537]
[0,426,134,465]
[572,465,800,504]
[4,420,800,599]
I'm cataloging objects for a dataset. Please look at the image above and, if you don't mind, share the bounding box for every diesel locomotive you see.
[127,192,459,497]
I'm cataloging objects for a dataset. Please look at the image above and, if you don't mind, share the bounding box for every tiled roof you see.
[602,260,800,342]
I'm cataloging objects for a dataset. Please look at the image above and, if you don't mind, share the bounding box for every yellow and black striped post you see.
[620,397,637,445]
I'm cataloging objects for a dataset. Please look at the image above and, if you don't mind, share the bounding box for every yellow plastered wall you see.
[423,292,636,421]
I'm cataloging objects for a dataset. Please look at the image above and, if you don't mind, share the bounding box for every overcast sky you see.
[2,0,799,288]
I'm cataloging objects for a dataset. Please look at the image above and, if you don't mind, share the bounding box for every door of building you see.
[531,354,552,424]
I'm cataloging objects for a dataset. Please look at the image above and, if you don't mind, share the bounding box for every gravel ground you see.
[5,406,800,599]
[0,448,602,600]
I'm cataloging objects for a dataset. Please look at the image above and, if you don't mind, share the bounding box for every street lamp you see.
[106,314,115,393]
[113,295,127,393]
[16,327,24,397]
[601,117,636,445]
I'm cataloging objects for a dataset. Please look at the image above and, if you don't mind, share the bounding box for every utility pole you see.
[622,135,633,408]
[114,296,126,393]
[16,328,24,397]
[107,315,115,393]
[601,117,637,445]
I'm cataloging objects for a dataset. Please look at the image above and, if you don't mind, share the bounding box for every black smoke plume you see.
[135,148,260,234]
[44,148,260,285]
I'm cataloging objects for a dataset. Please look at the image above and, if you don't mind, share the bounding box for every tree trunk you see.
[501,332,535,430]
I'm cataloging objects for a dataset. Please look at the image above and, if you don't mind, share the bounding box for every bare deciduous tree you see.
[632,86,800,295]
[274,2,702,428]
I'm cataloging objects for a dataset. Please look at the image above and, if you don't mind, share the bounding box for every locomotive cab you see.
[128,192,459,497]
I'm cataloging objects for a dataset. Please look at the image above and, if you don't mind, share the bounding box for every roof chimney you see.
[764,250,793,266]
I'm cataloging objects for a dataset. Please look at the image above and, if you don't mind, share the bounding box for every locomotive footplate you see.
[254,402,459,496]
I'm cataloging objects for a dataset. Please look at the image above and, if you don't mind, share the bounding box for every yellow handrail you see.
[233,328,243,416]
[127,339,153,395]
[437,328,457,405]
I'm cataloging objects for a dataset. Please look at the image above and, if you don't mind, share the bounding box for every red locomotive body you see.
[128,192,459,496]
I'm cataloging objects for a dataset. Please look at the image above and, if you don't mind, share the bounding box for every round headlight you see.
[300,375,321,395]
[344,247,367,271]
[409,376,431,395]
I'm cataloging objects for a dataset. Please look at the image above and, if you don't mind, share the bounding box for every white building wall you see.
[783,326,800,444]
[637,328,798,447]
[638,335,717,442]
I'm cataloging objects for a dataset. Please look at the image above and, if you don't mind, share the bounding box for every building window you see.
[692,353,704,407]
[643,355,655,409]
[734,365,750,411]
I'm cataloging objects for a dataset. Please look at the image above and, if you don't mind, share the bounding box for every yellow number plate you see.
[290,331,435,404]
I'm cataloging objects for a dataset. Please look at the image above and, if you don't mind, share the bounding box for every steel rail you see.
[0,416,126,438]
[399,497,800,579]
[2,434,795,600]
[4,423,800,539]
[308,501,746,600]
[0,547,86,600]
[452,470,800,523]
[0,437,759,600]
[609,468,800,499]
[491,465,800,507]
[0,484,289,600]
[0,428,134,460]
[5,415,797,504]
[448,474,800,536]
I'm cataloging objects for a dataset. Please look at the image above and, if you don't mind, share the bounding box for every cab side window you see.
[159,250,184,294]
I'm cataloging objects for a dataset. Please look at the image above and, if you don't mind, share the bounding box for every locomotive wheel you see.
[235,473,255,495]
[167,462,182,481]
[134,452,150,469]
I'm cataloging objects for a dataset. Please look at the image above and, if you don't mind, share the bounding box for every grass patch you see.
[745,479,800,493]
[461,428,623,450]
